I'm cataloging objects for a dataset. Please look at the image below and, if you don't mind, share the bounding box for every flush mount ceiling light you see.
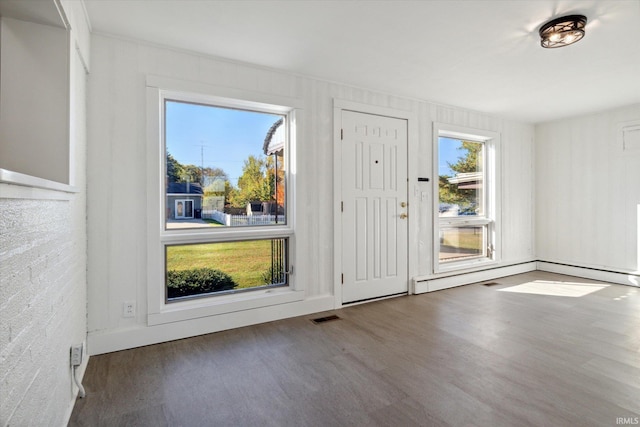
[539,14,587,48]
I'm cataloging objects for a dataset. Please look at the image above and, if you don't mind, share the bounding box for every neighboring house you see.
[246,201,263,216]
[246,201,283,216]
[263,117,284,156]
[448,171,483,190]
[263,118,285,208]
[167,182,203,219]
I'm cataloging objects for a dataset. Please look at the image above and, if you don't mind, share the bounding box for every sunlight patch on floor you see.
[613,287,638,301]
[498,280,610,297]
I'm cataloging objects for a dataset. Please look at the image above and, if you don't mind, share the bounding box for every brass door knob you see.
[400,213,408,219]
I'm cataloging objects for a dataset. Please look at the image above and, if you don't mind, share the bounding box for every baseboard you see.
[536,261,640,287]
[413,261,537,294]
[87,295,335,355]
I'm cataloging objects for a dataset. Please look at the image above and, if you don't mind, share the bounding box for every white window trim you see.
[433,122,501,274]
[146,77,304,326]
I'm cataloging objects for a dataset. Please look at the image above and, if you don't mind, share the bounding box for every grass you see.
[439,227,484,262]
[441,227,483,250]
[166,240,275,288]
[202,219,224,226]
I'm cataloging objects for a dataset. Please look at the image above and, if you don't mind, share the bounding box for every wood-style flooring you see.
[68,271,640,426]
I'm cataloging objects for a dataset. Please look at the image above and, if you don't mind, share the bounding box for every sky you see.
[165,100,283,186]
[438,136,464,177]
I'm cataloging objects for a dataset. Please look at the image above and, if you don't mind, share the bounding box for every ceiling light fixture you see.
[539,14,587,48]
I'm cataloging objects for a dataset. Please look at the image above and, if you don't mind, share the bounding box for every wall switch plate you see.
[123,301,136,318]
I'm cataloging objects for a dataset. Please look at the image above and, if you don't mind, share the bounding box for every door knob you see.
[400,213,408,219]
[400,202,407,208]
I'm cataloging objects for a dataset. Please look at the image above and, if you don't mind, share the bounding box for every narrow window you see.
[435,126,498,271]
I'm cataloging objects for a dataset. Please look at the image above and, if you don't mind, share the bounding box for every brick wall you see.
[0,196,87,426]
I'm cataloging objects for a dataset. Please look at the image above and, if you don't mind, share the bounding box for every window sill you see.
[0,169,78,200]
[434,257,499,276]
[0,168,77,193]
[148,287,305,326]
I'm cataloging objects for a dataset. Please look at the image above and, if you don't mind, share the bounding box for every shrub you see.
[167,268,237,299]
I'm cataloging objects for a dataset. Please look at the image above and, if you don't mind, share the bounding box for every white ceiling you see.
[83,1,640,123]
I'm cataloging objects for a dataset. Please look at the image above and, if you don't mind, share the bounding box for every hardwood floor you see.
[68,272,640,426]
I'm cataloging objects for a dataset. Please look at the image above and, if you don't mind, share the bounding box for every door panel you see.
[341,111,408,303]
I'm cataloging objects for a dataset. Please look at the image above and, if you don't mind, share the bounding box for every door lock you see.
[400,202,407,208]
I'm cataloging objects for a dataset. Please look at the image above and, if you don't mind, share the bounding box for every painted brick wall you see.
[0,197,86,426]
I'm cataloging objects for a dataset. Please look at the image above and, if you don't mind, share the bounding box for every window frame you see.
[433,123,501,274]
[146,77,303,326]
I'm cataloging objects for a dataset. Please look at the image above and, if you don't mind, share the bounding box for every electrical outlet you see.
[123,301,136,318]
[70,344,83,366]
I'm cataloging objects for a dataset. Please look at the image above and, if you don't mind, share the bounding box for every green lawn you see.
[166,240,274,288]
[441,228,483,250]
[440,227,483,262]
[202,219,224,226]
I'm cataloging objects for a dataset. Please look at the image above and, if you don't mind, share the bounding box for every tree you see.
[229,155,272,207]
[450,141,482,175]
[266,154,285,206]
[439,141,483,207]
[224,180,236,205]
[166,153,184,183]
[181,164,202,184]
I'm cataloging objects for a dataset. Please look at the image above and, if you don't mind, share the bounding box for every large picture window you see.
[434,124,499,272]
[147,80,302,324]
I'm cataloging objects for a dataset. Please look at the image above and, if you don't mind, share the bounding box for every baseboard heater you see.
[413,262,537,294]
[413,260,639,294]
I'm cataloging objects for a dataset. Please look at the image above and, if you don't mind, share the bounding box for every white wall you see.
[0,17,69,184]
[536,104,640,277]
[87,34,535,354]
[0,2,90,425]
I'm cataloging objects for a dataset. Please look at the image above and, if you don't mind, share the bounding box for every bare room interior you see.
[0,1,639,425]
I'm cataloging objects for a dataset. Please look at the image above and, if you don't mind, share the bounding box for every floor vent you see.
[483,282,501,287]
[311,315,340,324]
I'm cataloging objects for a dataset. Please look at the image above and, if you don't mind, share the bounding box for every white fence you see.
[202,210,285,226]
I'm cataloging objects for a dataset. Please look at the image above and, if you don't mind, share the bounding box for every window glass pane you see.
[165,100,286,230]
[166,238,287,301]
[439,226,485,262]
[438,137,483,217]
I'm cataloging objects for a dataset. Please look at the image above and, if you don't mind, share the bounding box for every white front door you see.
[341,110,408,304]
